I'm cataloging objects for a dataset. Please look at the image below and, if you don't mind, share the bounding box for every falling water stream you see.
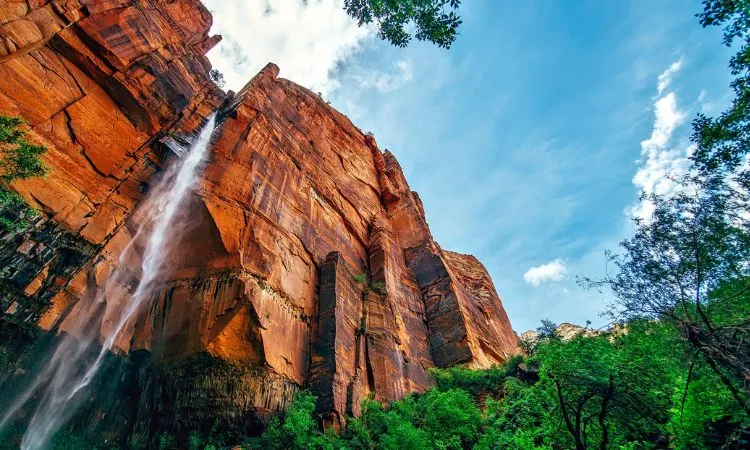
[0,114,217,449]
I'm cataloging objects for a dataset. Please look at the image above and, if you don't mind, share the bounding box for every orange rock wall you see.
[0,0,519,442]
[0,0,222,325]
[148,63,520,426]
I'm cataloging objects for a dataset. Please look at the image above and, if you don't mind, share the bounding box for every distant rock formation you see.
[0,0,519,445]
[554,322,601,340]
[520,322,601,348]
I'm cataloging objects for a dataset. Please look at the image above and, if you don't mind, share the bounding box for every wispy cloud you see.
[354,59,414,93]
[203,0,373,94]
[523,259,567,286]
[657,58,683,95]
[630,58,692,220]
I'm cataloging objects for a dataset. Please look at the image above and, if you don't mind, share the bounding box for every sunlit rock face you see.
[0,0,519,445]
[0,0,223,328]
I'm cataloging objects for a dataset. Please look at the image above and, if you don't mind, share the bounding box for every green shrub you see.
[187,431,203,450]
[422,389,481,449]
[0,115,47,232]
[0,116,47,183]
[247,391,342,450]
[0,188,38,232]
[352,273,368,285]
[158,433,176,450]
[430,355,522,397]
[352,273,387,296]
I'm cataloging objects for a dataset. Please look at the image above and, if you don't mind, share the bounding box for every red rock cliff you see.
[0,0,519,444]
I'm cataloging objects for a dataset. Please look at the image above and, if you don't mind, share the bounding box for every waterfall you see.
[0,114,216,450]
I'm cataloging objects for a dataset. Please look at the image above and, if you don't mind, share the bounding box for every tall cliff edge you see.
[0,0,518,445]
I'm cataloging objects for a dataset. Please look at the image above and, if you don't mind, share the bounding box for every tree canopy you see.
[344,0,462,48]
[578,0,750,419]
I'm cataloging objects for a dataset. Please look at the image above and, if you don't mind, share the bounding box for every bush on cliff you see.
[430,355,522,397]
[0,115,47,232]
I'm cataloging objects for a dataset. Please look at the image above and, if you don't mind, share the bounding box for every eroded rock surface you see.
[0,0,222,327]
[0,0,519,445]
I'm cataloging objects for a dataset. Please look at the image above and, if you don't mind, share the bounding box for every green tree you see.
[344,0,462,48]
[247,391,341,450]
[670,356,748,448]
[246,334,748,449]
[476,381,555,450]
[692,0,750,173]
[583,0,750,418]
[590,179,750,415]
[421,389,481,449]
[209,69,226,88]
[535,329,673,449]
[379,421,428,450]
[0,115,47,232]
[536,319,558,340]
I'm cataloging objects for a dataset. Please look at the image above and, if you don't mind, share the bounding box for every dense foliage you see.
[692,0,750,173]
[577,0,750,421]
[344,0,462,48]
[0,115,47,232]
[233,319,745,449]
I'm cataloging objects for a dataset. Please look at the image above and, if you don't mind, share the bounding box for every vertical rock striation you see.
[0,0,223,328]
[0,1,519,445]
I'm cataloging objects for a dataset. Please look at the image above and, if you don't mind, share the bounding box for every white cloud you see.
[354,59,414,92]
[202,0,373,94]
[640,92,687,152]
[523,259,567,286]
[656,58,683,95]
[630,59,693,220]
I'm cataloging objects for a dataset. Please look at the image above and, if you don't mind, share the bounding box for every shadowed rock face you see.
[0,0,519,445]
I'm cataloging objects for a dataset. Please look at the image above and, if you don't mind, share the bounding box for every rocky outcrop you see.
[519,323,601,350]
[0,1,519,446]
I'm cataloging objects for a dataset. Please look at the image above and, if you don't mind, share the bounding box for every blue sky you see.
[204,0,735,332]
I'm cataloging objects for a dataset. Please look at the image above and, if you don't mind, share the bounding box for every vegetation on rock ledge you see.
[0,115,47,233]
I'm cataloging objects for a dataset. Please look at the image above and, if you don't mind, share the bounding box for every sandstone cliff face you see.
[0,0,519,445]
[0,0,222,328]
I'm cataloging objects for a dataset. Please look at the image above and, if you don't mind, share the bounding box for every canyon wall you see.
[0,0,519,445]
